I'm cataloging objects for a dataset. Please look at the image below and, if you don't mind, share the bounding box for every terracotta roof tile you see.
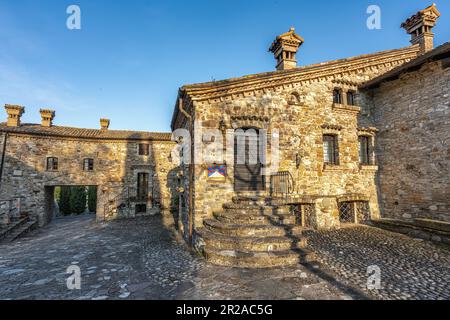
[0,123,173,141]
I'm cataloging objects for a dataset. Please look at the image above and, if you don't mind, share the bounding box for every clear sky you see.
[0,0,449,132]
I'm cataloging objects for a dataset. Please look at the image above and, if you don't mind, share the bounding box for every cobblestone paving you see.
[305,225,450,300]
[0,215,354,300]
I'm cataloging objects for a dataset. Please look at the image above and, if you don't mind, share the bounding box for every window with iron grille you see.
[138,143,150,156]
[339,201,371,224]
[356,201,371,222]
[339,202,355,223]
[347,91,356,106]
[323,135,339,165]
[359,136,370,165]
[333,89,343,104]
[83,158,94,171]
[46,157,58,171]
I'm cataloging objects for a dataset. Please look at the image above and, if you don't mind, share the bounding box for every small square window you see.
[83,158,94,171]
[46,157,58,171]
[139,144,150,156]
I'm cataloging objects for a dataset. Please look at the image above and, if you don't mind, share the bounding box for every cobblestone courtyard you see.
[0,215,449,300]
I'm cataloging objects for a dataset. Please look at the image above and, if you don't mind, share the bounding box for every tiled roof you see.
[171,45,421,129]
[180,45,419,92]
[0,123,173,141]
[360,42,450,89]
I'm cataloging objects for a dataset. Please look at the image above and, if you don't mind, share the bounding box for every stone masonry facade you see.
[0,122,178,227]
[0,4,448,261]
[363,57,450,222]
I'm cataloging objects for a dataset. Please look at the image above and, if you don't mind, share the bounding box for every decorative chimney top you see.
[39,109,55,127]
[269,27,304,71]
[4,104,25,127]
[401,4,441,54]
[100,118,110,130]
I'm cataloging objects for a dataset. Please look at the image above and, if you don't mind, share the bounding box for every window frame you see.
[46,157,59,171]
[347,91,356,106]
[138,143,150,156]
[333,88,343,104]
[323,134,339,165]
[83,158,95,171]
[358,136,371,165]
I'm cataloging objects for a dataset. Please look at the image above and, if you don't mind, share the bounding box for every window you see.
[359,136,371,165]
[46,157,58,171]
[333,89,343,104]
[347,91,356,106]
[323,135,339,165]
[83,158,94,171]
[139,143,150,156]
[137,172,149,200]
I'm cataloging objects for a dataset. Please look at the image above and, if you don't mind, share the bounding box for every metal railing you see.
[270,171,295,198]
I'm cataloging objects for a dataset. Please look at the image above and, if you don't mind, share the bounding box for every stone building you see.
[0,4,448,266]
[0,109,177,228]
[170,4,449,266]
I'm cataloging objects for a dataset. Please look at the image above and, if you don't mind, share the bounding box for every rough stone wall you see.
[366,60,450,222]
[0,133,177,226]
[190,68,393,230]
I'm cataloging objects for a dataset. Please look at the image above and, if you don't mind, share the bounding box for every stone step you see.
[213,211,298,226]
[222,203,290,214]
[1,219,37,244]
[232,196,268,206]
[0,217,30,242]
[203,219,289,238]
[202,247,315,268]
[196,228,307,252]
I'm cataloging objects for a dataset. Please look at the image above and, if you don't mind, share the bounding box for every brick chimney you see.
[269,27,304,71]
[39,109,55,127]
[100,118,110,130]
[401,4,441,55]
[4,104,25,127]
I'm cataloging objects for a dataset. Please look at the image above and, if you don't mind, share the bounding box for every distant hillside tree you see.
[70,186,86,215]
[88,186,97,213]
[59,187,72,216]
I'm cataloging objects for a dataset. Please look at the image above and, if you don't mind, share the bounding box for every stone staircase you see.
[0,214,37,245]
[195,195,315,268]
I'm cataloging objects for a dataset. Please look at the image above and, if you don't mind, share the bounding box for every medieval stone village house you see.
[0,5,449,268]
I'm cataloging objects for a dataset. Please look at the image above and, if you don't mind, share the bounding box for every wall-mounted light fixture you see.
[219,119,227,133]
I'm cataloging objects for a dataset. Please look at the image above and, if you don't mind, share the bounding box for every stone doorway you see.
[234,128,265,192]
[44,185,98,224]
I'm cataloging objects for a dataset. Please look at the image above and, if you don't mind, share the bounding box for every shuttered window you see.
[137,173,149,200]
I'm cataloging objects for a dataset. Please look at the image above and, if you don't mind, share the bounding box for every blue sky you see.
[0,0,449,132]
